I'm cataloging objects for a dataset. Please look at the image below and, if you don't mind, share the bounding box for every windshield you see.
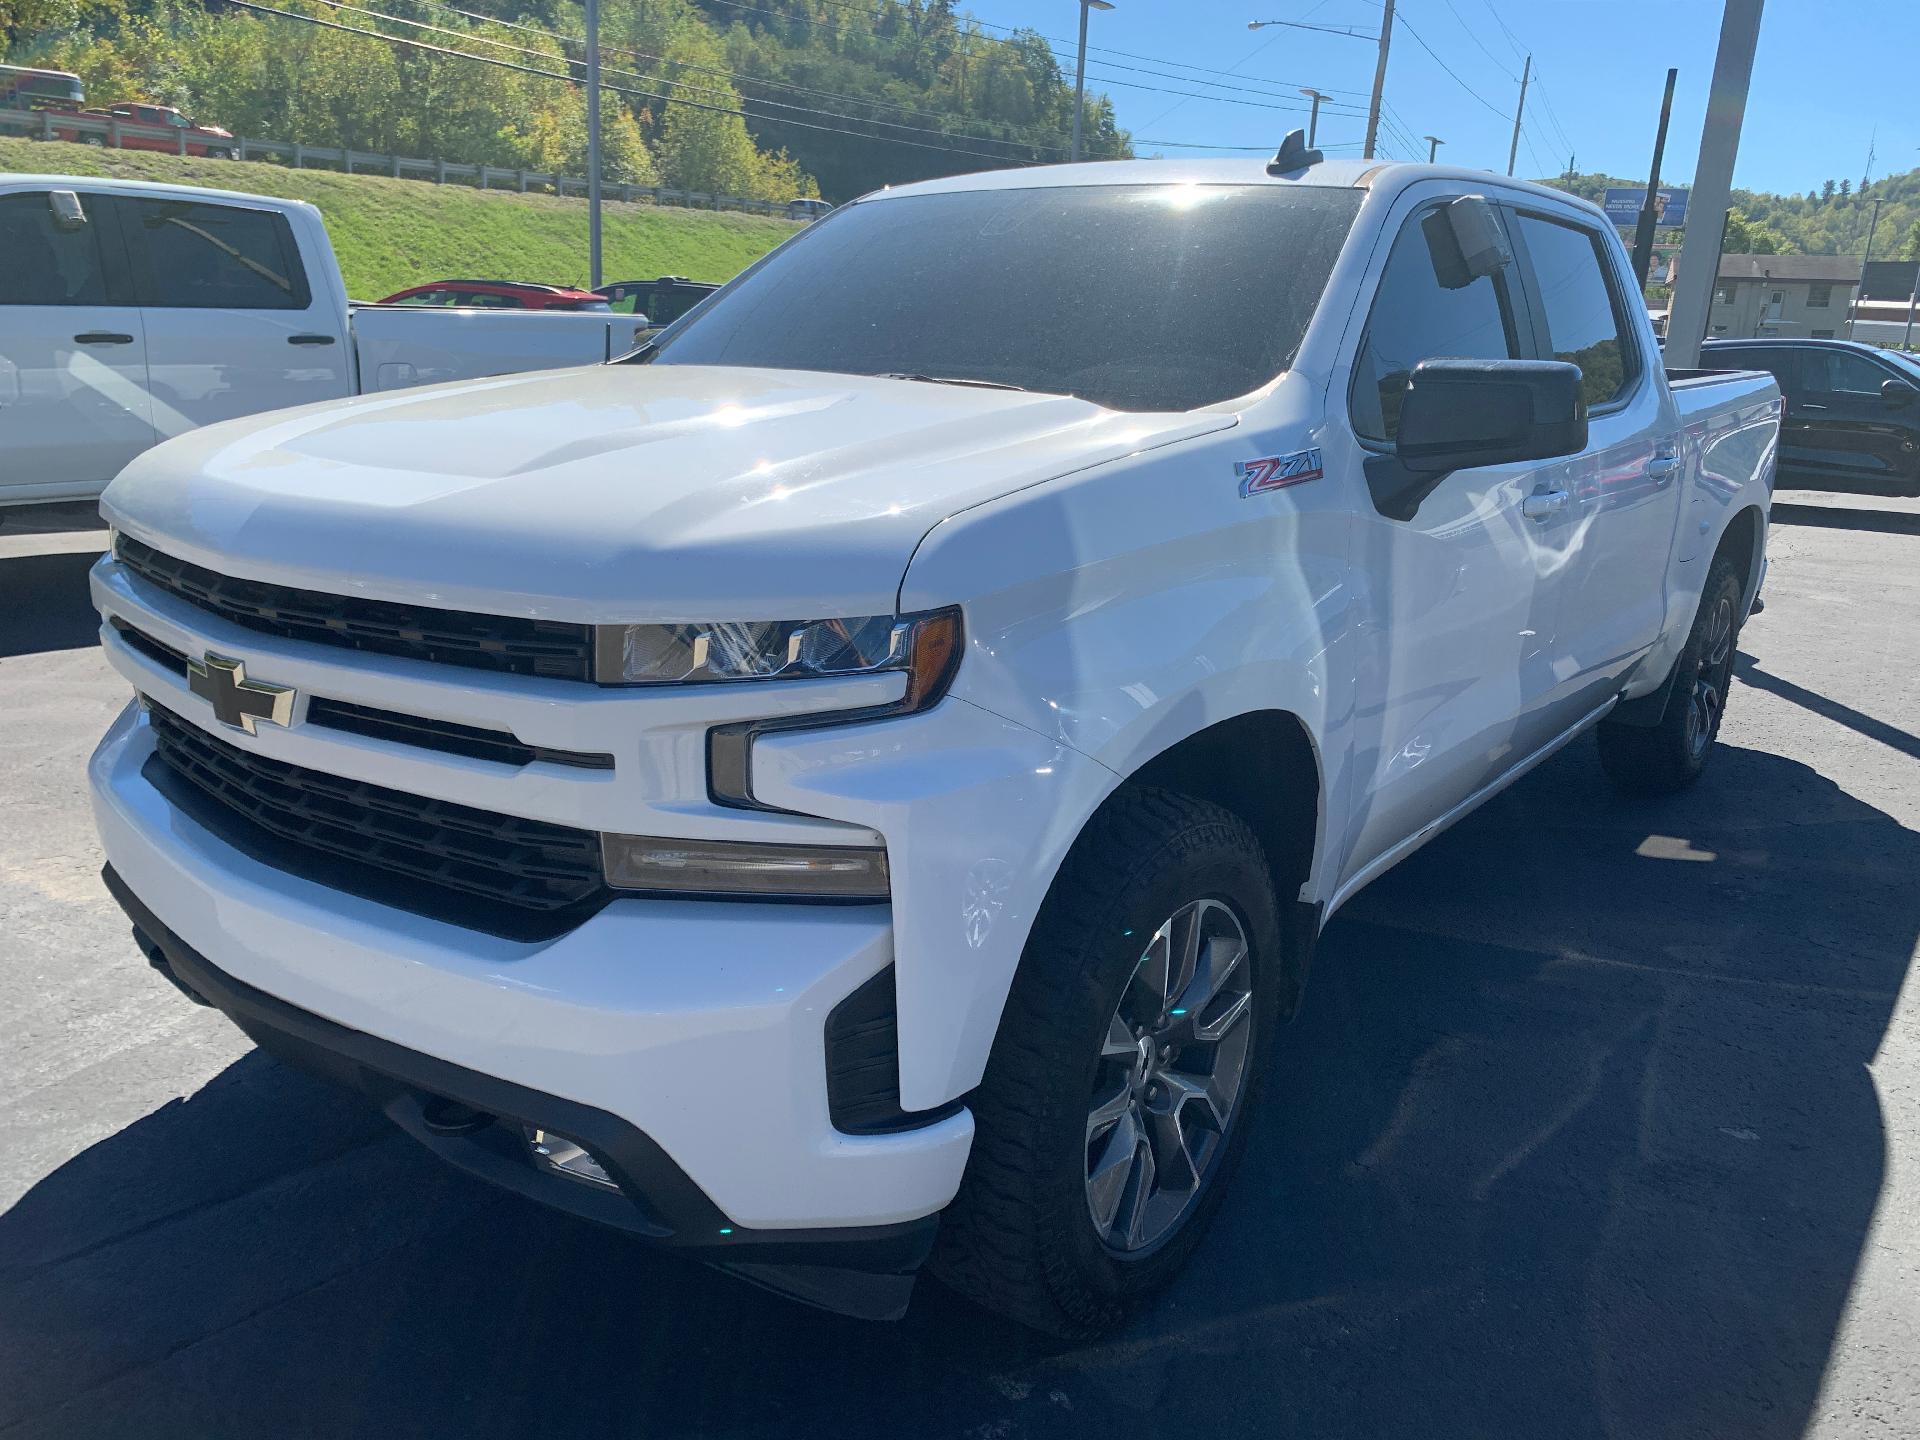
[648,183,1364,412]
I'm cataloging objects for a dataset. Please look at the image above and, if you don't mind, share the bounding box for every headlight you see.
[594,607,961,705]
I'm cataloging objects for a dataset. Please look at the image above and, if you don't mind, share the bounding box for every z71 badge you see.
[1236,447,1324,496]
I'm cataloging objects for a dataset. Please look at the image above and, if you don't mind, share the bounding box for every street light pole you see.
[1299,88,1327,147]
[1071,0,1115,163]
[1251,17,1378,153]
[585,0,602,287]
[1665,0,1766,369]
[1424,135,1443,162]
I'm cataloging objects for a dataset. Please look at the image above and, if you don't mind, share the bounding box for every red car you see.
[377,280,612,312]
[47,100,237,158]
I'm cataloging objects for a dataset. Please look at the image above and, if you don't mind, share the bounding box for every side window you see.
[1805,350,1888,397]
[123,198,311,310]
[0,191,112,306]
[1515,212,1638,408]
[1350,203,1523,443]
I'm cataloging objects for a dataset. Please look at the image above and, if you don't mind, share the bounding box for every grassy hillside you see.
[0,138,801,298]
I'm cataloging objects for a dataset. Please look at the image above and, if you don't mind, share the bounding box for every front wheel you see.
[1597,551,1744,795]
[930,788,1284,1337]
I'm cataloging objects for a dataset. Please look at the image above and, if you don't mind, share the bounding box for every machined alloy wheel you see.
[1686,591,1735,762]
[931,788,1284,1337]
[1085,897,1254,1255]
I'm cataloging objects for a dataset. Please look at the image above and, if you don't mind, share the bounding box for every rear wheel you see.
[1597,552,1744,795]
[931,788,1283,1337]
[80,133,105,148]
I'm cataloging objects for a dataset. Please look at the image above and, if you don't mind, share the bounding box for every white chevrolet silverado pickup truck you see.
[86,144,1779,1336]
[0,175,648,515]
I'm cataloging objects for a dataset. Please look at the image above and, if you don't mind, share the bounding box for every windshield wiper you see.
[875,371,1030,392]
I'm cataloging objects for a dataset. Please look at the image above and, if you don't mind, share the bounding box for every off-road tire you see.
[1597,551,1745,795]
[929,787,1284,1338]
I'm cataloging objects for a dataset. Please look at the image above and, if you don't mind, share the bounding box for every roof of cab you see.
[0,173,321,217]
[862,157,1610,224]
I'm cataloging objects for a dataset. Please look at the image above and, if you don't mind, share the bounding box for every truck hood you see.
[103,365,1233,621]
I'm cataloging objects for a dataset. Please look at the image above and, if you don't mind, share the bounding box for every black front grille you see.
[144,702,608,940]
[117,536,596,682]
[306,698,615,771]
[108,620,612,772]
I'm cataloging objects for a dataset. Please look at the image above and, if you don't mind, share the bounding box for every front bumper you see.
[89,703,974,1241]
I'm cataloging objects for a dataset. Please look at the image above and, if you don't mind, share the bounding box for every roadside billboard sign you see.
[1604,186,1689,229]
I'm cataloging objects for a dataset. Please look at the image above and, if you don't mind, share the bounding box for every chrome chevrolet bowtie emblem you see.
[187,652,295,735]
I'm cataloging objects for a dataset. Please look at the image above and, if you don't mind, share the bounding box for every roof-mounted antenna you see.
[1267,128,1324,177]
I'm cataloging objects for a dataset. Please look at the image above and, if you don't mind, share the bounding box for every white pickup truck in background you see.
[0,175,650,514]
[88,146,1777,1337]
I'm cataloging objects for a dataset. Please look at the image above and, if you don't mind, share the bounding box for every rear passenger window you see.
[0,191,111,306]
[1351,203,1523,443]
[122,198,310,310]
[1718,348,1799,392]
[1515,213,1637,408]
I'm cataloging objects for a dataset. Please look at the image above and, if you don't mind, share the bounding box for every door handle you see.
[1644,455,1682,482]
[288,333,337,346]
[1521,489,1570,521]
[73,331,134,345]
[1800,402,1828,411]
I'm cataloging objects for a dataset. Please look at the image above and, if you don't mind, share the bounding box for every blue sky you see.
[957,1,1912,197]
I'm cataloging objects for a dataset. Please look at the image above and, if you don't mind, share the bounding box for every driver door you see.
[1331,191,1567,890]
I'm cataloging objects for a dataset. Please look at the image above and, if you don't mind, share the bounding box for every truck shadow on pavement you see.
[1,739,1913,1440]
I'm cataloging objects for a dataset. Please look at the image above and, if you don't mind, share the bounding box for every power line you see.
[220,0,1046,164]
[1436,0,1520,81]
[315,0,1064,156]
[694,0,1381,104]
[422,0,1073,142]
[1395,12,1512,122]
[1479,0,1530,65]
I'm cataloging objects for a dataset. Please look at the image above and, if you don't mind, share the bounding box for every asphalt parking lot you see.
[2,494,1917,1440]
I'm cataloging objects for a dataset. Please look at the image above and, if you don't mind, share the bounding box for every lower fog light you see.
[601,833,890,900]
[526,1127,620,1191]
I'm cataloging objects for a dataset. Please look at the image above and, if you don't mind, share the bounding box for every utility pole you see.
[1299,88,1328,147]
[1666,0,1766,369]
[585,0,602,287]
[1505,53,1530,177]
[1631,67,1679,293]
[1071,1,1115,163]
[1903,271,1918,350]
[1849,196,1882,339]
[1424,135,1443,162]
[1364,0,1395,161]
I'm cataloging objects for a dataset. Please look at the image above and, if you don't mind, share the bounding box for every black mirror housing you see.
[1882,377,1915,408]
[1397,359,1588,474]
[1365,359,1588,521]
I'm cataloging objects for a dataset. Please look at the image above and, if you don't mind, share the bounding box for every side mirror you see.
[1368,359,1588,520]
[1882,377,1915,408]
[48,189,87,231]
[1424,197,1510,290]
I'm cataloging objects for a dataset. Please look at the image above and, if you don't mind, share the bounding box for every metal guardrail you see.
[0,107,790,216]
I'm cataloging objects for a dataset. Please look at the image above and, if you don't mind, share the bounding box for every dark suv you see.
[1704,338,1920,496]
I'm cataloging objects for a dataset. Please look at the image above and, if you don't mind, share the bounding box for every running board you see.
[1325,697,1619,919]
